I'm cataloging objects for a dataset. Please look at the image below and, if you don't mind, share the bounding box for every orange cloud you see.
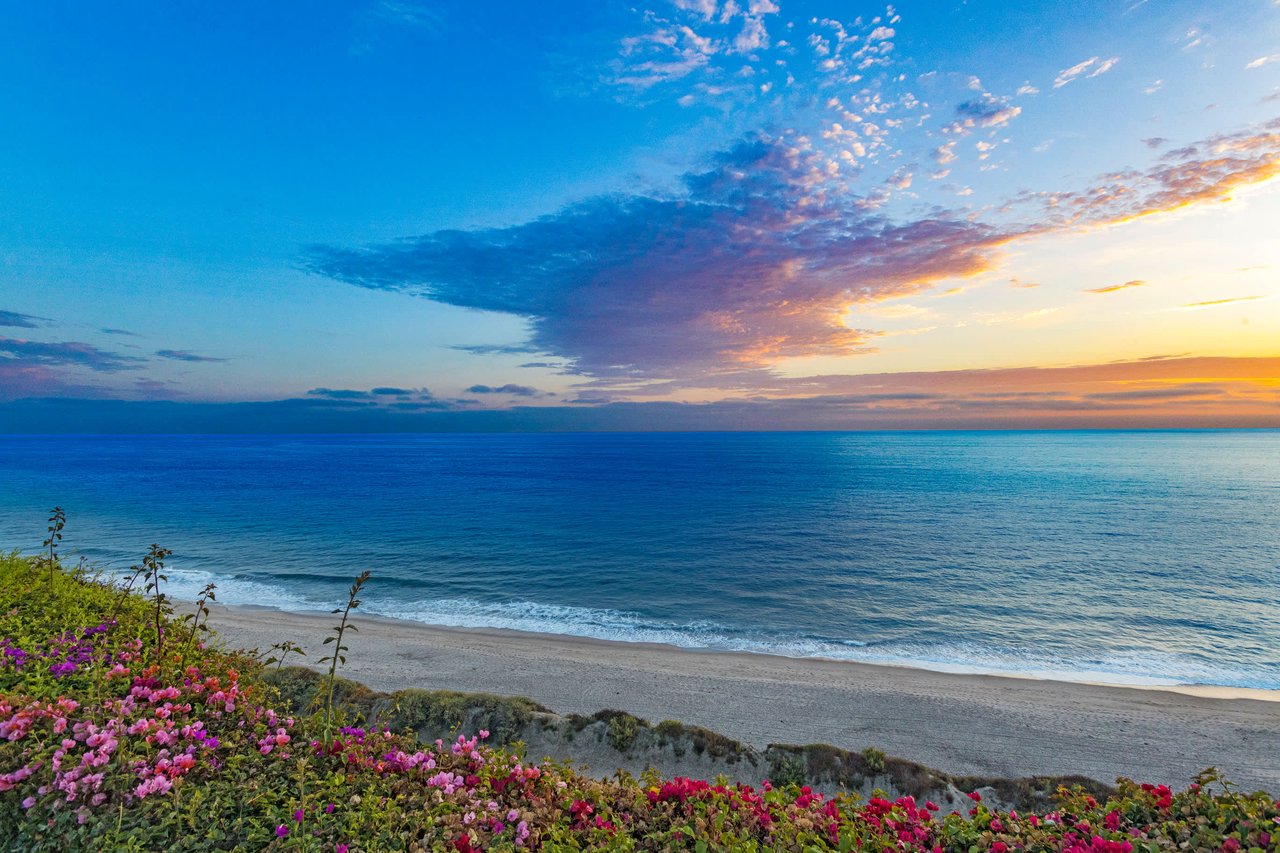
[1086,279,1146,294]
[1179,295,1267,308]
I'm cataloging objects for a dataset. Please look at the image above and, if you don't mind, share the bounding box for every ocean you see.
[1,431,1277,689]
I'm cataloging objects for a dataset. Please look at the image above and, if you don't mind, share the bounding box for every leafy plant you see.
[861,745,887,774]
[181,582,217,657]
[141,544,173,654]
[260,639,307,673]
[320,570,371,743]
[42,506,66,591]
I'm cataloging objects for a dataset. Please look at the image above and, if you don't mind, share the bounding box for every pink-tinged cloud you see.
[1086,279,1147,294]
[307,136,1019,383]
[1042,121,1280,227]
[307,121,1280,393]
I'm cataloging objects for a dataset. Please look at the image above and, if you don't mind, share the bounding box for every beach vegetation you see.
[2,524,1278,851]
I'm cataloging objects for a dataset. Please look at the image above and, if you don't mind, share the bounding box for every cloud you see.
[372,1,441,29]
[466,383,544,397]
[1009,278,1040,289]
[0,310,46,329]
[450,343,541,355]
[1178,295,1266,309]
[1085,279,1146,294]
[308,118,1280,394]
[307,387,374,400]
[6,357,1277,431]
[371,386,416,396]
[1141,137,1168,149]
[1038,120,1280,227]
[1054,56,1117,88]
[948,93,1021,133]
[155,349,229,363]
[1247,54,1280,69]
[0,336,143,372]
[306,135,1017,386]
[100,327,139,337]
[1087,56,1120,78]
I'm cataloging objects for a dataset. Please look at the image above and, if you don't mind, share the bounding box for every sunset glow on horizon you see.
[2,0,1278,429]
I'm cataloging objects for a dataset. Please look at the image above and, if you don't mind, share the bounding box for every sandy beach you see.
[202,602,1280,793]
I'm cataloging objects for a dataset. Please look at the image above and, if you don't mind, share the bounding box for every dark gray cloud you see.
[466,383,544,397]
[0,310,46,329]
[307,387,375,400]
[306,135,1013,386]
[0,336,144,372]
[371,386,416,396]
[155,349,229,363]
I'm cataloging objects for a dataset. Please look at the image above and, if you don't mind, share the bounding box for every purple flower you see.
[276,825,289,838]
[294,808,305,823]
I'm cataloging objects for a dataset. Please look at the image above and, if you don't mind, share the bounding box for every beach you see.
[203,602,1280,793]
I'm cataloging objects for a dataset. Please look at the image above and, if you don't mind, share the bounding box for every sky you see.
[1,0,1278,431]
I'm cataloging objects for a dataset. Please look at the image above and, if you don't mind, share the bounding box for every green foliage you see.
[376,688,548,746]
[860,745,886,774]
[320,569,371,743]
[2,525,1277,853]
[769,751,808,788]
[141,543,173,654]
[607,712,642,753]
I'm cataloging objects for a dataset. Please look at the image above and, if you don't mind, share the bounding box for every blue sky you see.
[2,0,1278,429]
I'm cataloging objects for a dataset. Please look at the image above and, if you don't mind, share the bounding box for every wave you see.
[157,565,1280,691]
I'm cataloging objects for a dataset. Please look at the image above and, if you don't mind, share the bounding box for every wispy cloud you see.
[307,387,374,400]
[1036,120,1280,227]
[0,310,46,329]
[1178,295,1267,309]
[466,383,547,397]
[0,337,143,372]
[1054,57,1099,88]
[155,349,229,363]
[1246,54,1280,69]
[6,357,1276,430]
[1086,279,1147,294]
[1053,56,1119,89]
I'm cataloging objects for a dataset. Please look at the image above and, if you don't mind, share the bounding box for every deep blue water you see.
[1,432,1277,688]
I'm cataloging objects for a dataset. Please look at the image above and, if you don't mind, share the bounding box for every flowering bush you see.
[1,550,1277,851]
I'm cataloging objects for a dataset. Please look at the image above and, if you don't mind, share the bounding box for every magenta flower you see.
[276,825,289,838]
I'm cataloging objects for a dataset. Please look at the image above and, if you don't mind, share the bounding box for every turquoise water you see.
[1,431,1277,688]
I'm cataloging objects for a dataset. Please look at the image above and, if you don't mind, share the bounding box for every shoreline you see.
[201,601,1280,792]
[223,601,1280,702]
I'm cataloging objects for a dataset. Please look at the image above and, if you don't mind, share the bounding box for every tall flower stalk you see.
[320,570,370,744]
[141,544,173,655]
[42,506,66,592]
